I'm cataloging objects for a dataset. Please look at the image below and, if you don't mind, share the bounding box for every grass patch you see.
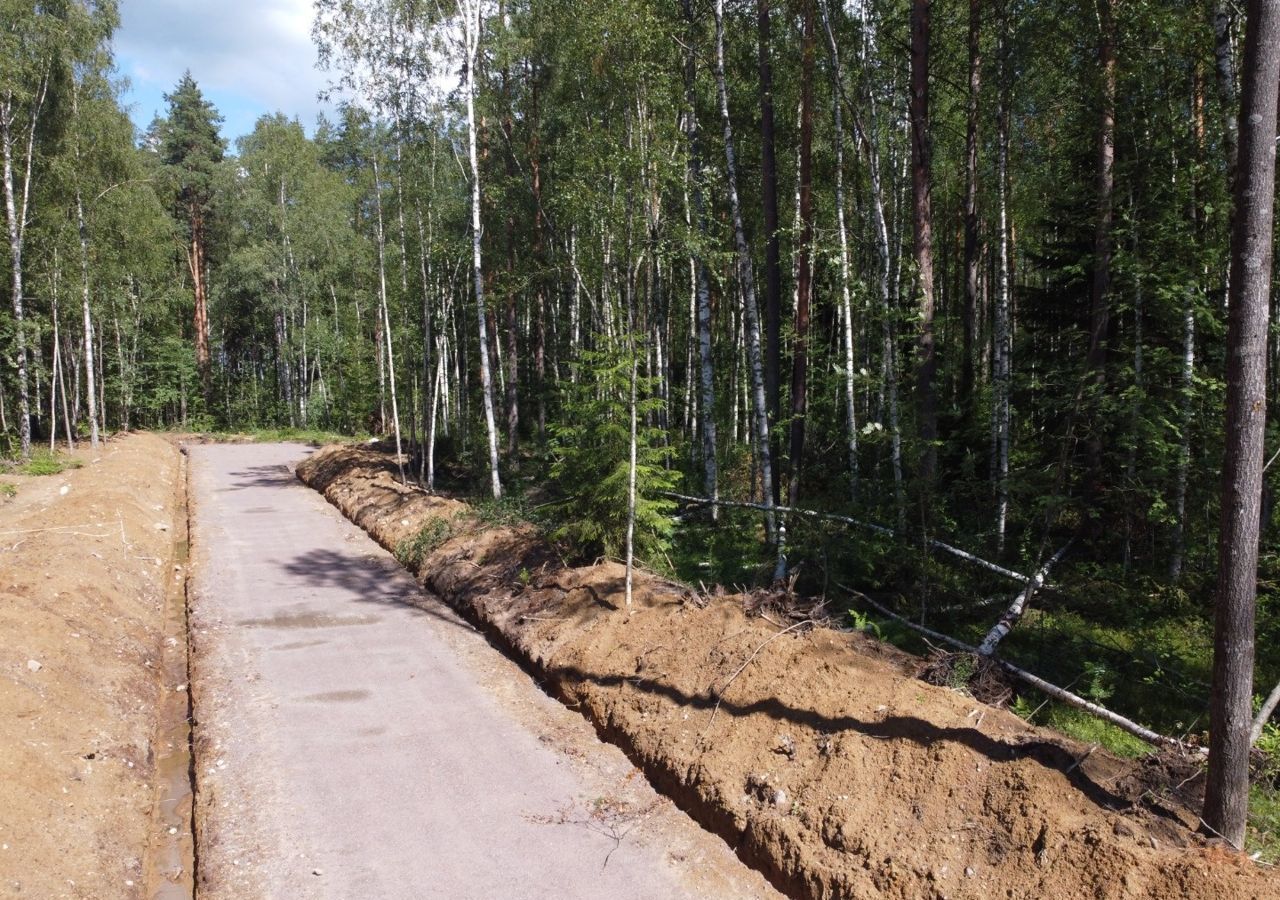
[473,495,535,528]
[3,450,83,477]
[192,427,368,446]
[0,481,15,499]
[1249,783,1280,863]
[1040,703,1153,759]
[394,516,454,568]
[1009,695,1152,759]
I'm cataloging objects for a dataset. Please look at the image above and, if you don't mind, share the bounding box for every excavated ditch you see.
[298,444,1277,900]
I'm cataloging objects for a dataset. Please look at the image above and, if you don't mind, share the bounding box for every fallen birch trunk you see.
[663,491,1033,586]
[840,583,1189,751]
[1251,679,1280,747]
[977,540,1074,656]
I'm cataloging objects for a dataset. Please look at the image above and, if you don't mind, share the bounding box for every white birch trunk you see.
[820,0,859,500]
[75,189,99,447]
[714,0,776,543]
[462,0,502,500]
[1169,290,1196,579]
[994,25,1012,552]
[372,156,406,483]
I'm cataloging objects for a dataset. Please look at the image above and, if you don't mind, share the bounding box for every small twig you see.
[1064,743,1098,775]
[0,524,108,536]
[707,620,814,727]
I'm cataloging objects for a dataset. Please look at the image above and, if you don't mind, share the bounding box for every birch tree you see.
[713,0,776,546]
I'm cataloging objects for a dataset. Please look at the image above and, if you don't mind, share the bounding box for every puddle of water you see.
[304,689,371,703]
[238,612,380,629]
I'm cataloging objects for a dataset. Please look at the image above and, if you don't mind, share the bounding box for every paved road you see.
[187,443,780,900]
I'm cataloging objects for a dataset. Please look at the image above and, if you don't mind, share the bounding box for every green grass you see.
[1036,702,1154,759]
[473,494,536,528]
[0,481,15,499]
[3,450,83,477]
[394,516,455,568]
[196,427,368,445]
[1248,783,1280,863]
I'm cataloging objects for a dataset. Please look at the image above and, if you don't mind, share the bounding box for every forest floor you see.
[0,433,190,900]
[300,443,1280,900]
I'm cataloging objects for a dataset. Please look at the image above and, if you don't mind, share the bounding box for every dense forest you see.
[2,0,1279,852]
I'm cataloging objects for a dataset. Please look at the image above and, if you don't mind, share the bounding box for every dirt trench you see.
[0,433,193,899]
[299,444,1278,900]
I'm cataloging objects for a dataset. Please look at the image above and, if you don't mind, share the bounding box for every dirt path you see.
[187,443,779,899]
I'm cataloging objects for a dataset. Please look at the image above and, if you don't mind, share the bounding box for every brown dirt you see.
[299,444,1278,900]
[0,434,184,899]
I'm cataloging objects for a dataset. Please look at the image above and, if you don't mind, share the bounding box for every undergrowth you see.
[394,516,454,568]
[3,450,83,477]
[194,427,367,446]
[0,481,15,499]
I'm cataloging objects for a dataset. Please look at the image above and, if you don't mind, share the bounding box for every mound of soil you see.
[0,434,183,899]
[299,444,1276,900]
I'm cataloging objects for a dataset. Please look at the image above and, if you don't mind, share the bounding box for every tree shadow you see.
[226,463,297,490]
[278,546,480,638]
[542,660,1158,819]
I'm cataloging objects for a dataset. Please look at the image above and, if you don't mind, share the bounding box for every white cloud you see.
[114,0,342,140]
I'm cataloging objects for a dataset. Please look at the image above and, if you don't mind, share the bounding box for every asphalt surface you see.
[186,443,780,900]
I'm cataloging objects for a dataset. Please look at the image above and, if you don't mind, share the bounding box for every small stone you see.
[964,867,976,878]
[312,869,324,876]
[26,660,41,673]
[60,485,70,496]
[154,522,168,531]
[168,827,178,835]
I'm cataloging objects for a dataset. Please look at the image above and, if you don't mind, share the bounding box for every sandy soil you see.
[0,434,182,899]
[300,444,1279,900]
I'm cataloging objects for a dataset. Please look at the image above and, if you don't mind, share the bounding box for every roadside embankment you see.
[299,444,1276,900]
[0,434,187,899]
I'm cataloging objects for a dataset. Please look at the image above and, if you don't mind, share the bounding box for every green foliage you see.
[548,340,676,564]
[847,609,882,641]
[0,482,16,499]
[5,450,83,477]
[394,516,454,568]
[474,495,534,528]
[1011,694,1151,760]
[1040,705,1152,760]
[184,428,367,446]
[1248,783,1280,864]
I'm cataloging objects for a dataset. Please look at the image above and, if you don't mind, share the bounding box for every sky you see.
[113,0,340,148]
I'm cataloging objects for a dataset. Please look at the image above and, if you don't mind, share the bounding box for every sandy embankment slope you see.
[0,434,183,899]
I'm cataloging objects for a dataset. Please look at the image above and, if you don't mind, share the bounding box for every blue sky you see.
[113,0,339,148]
